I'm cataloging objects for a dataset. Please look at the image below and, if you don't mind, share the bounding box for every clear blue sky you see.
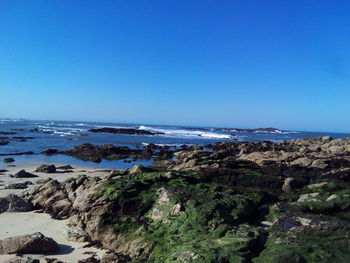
[0,1,349,132]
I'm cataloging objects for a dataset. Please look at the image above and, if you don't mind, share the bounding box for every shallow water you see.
[0,119,349,169]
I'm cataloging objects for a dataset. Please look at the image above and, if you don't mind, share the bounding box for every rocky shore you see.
[0,136,350,262]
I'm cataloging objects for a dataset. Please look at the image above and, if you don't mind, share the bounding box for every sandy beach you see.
[0,162,110,262]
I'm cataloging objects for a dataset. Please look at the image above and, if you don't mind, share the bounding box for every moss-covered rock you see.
[96,160,350,262]
[98,167,269,262]
[253,228,350,263]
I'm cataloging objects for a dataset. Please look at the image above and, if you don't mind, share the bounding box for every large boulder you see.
[14,170,37,178]
[0,194,32,213]
[35,164,56,173]
[0,232,60,254]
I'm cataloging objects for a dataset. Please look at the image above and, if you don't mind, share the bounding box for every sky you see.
[0,0,349,132]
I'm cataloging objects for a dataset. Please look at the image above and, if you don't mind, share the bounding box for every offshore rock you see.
[88,127,163,136]
[3,158,15,163]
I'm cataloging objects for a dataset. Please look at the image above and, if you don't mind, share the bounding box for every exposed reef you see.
[88,127,164,136]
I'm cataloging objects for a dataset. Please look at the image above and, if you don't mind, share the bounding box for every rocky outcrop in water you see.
[42,148,59,155]
[0,132,35,146]
[88,127,164,136]
[0,131,17,135]
[3,158,15,163]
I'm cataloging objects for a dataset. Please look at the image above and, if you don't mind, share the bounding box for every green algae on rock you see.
[98,166,269,262]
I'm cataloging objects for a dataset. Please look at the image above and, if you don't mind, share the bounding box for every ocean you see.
[0,119,349,169]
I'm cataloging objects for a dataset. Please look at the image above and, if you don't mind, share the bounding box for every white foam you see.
[138,125,234,140]
[142,142,190,147]
[252,130,298,134]
[92,124,133,129]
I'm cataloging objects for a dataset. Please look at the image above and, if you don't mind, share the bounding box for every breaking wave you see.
[138,125,235,140]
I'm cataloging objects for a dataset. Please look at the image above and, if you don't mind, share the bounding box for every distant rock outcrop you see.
[88,127,164,136]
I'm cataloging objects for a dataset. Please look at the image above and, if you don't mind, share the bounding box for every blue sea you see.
[0,119,349,169]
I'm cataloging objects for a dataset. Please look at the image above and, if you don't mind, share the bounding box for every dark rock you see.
[64,143,150,162]
[3,158,15,163]
[12,137,35,140]
[0,140,9,145]
[154,149,174,160]
[3,256,40,263]
[0,152,34,156]
[0,232,60,254]
[0,131,17,135]
[78,256,100,263]
[57,165,74,170]
[42,148,59,155]
[101,252,131,263]
[45,258,65,263]
[6,181,32,189]
[88,127,164,136]
[35,164,56,173]
[0,194,32,213]
[14,170,37,178]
